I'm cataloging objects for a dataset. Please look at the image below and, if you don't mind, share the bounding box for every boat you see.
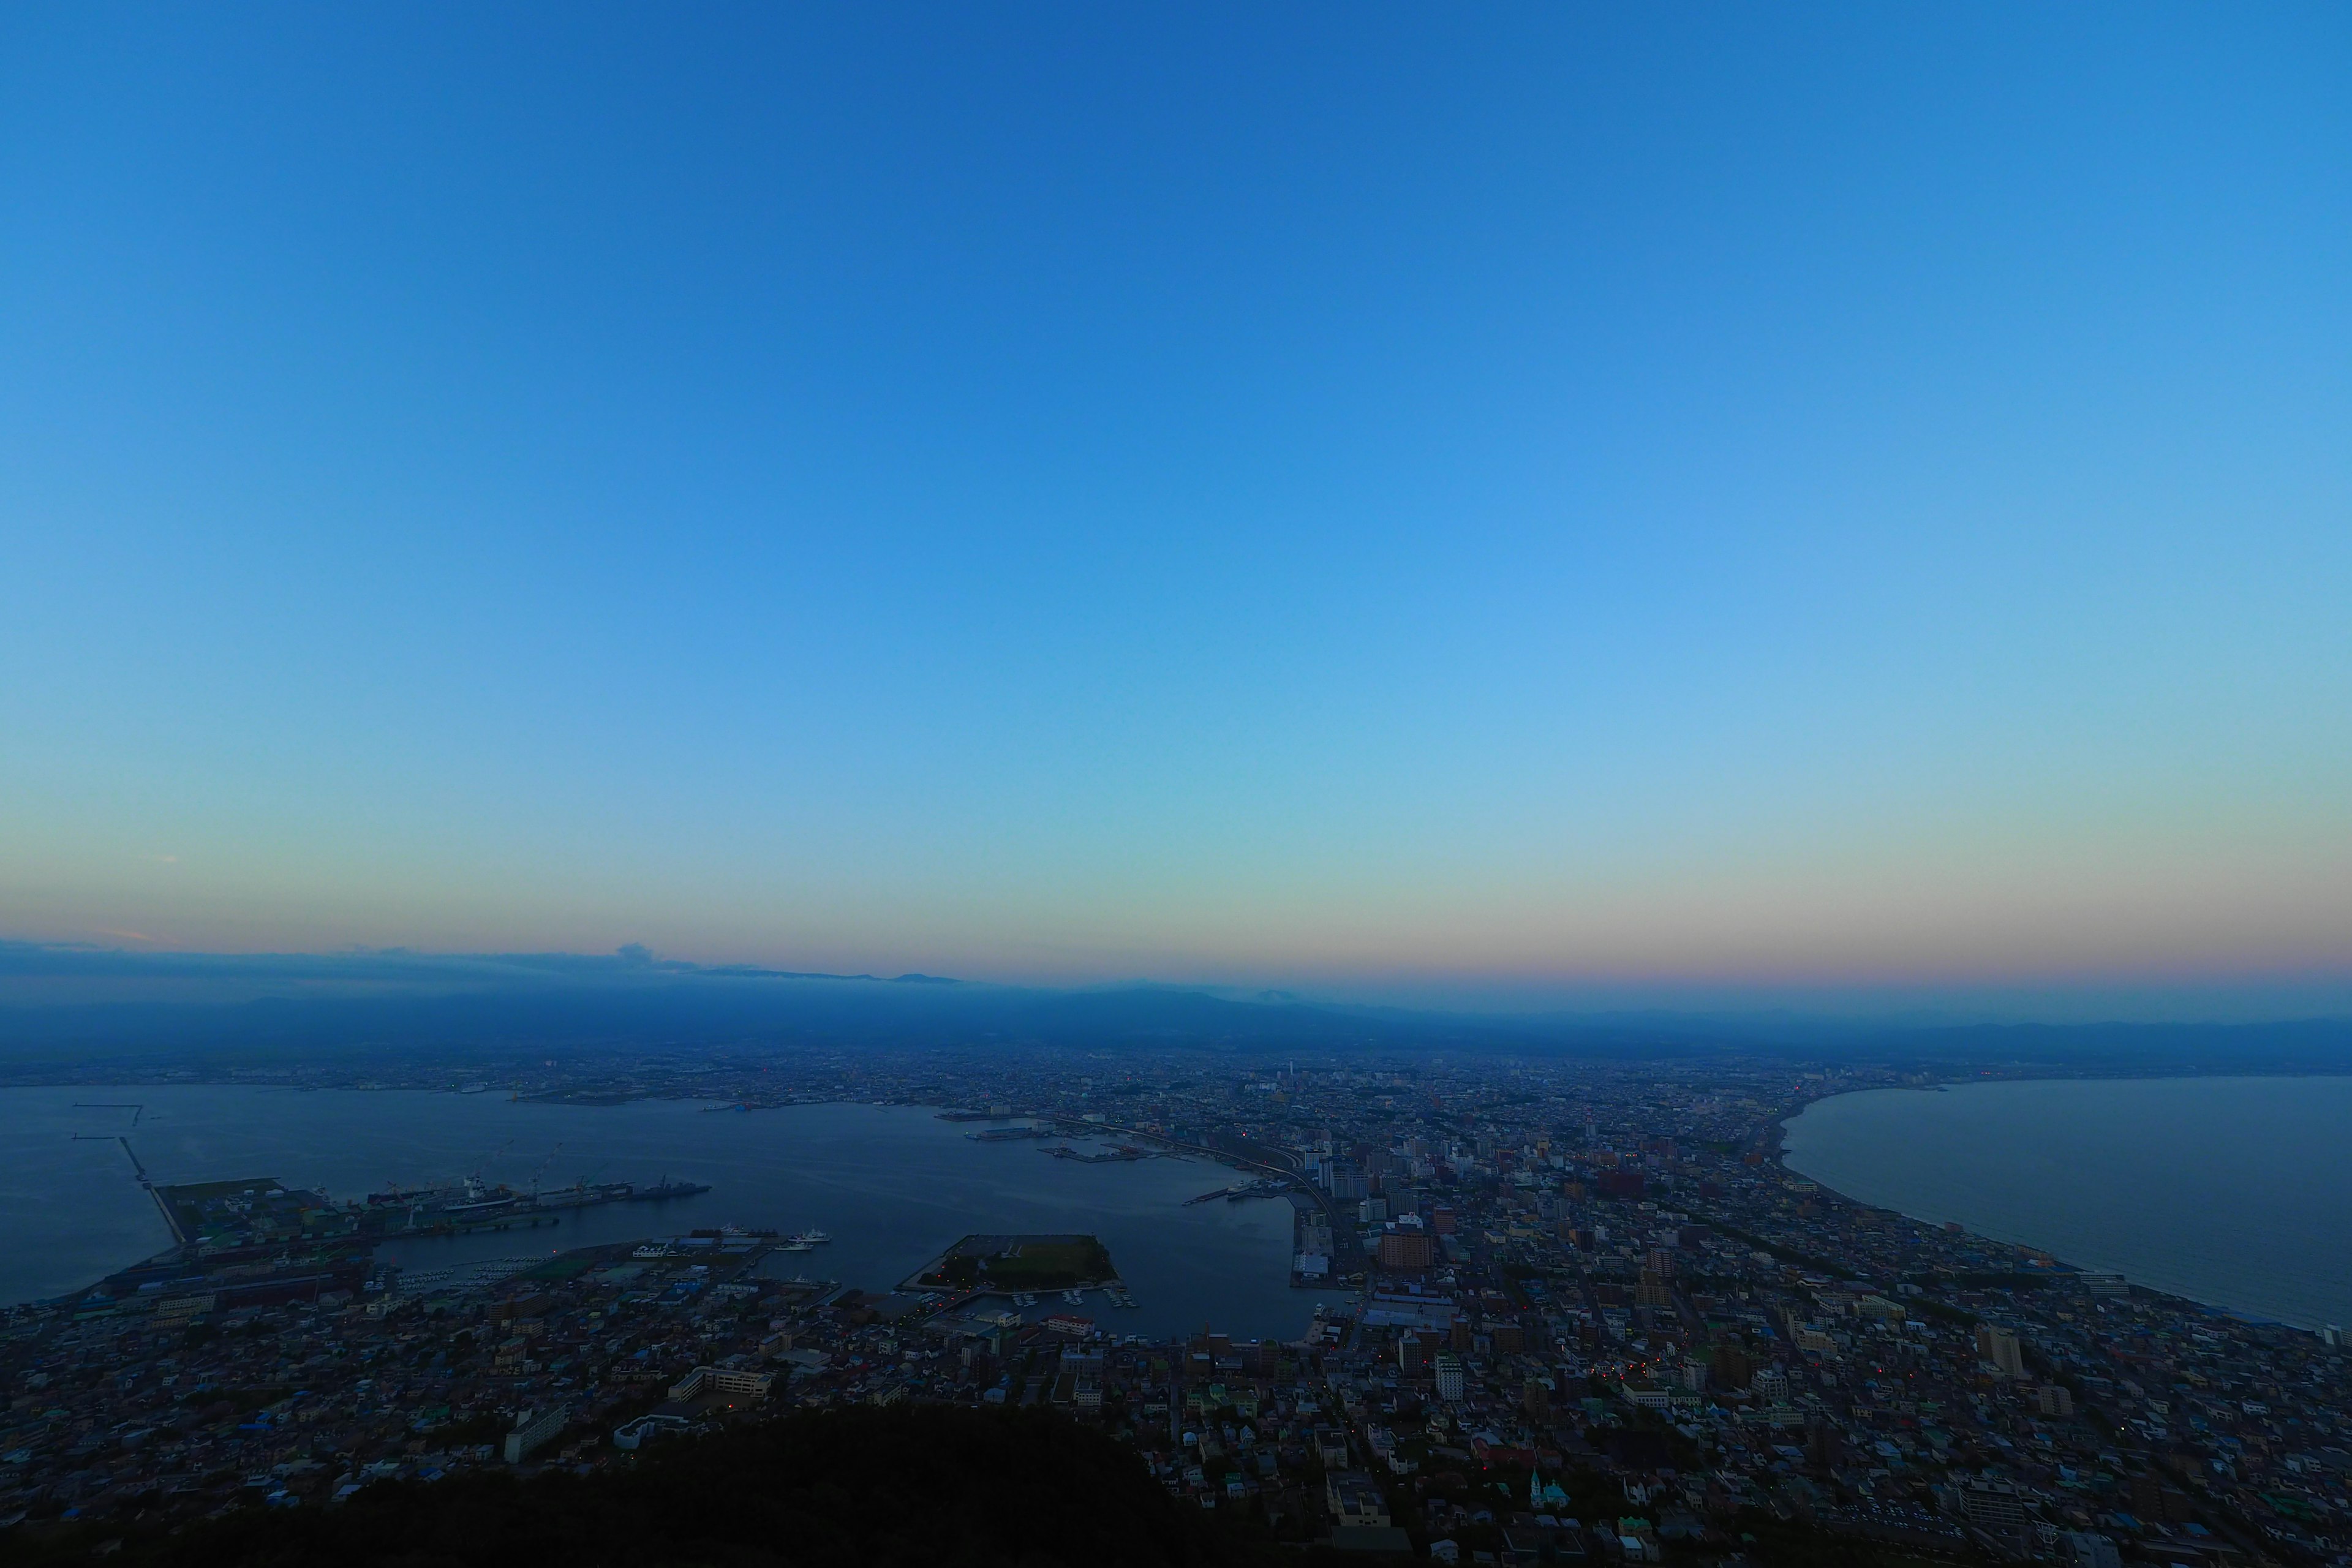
[364,1183,438,1207]
[371,1174,520,1221]
[530,1180,636,1210]
[780,1240,813,1253]
[792,1227,831,1245]
[636,1176,712,1200]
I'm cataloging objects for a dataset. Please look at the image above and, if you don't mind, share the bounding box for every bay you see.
[1781,1074,2352,1330]
[0,1087,1342,1340]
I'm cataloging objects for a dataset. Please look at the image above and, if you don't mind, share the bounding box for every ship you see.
[364,1183,440,1207]
[369,1172,707,1223]
[792,1227,831,1245]
[529,1180,636,1210]
[438,1176,523,1221]
[635,1177,712,1201]
[368,1174,520,1219]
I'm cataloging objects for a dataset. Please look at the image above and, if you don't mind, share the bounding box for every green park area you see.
[913,1234,1115,1291]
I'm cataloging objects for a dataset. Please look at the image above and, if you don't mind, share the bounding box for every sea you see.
[1782,1074,2352,1332]
[0,1087,1344,1340]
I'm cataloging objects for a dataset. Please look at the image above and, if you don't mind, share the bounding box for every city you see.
[5,1051,2345,1567]
[4,5,2346,1564]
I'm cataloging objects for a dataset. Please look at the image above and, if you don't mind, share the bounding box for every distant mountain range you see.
[0,939,2347,1073]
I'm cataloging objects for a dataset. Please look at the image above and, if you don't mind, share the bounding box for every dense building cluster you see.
[4,1052,2347,1568]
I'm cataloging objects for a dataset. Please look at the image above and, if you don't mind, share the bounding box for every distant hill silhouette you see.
[0,939,2346,1070]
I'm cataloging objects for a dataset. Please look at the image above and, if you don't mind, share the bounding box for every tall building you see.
[1962,1480,2028,1531]
[1636,1268,1674,1310]
[1977,1324,2026,1378]
[1805,1415,1842,1472]
[1434,1352,1465,1401]
[1377,1230,1435,1270]
[2064,1533,2122,1568]
[503,1403,569,1464]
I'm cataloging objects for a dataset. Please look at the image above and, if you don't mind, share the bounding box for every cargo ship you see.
[364,1173,710,1226]
[529,1179,637,1209]
[635,1177,712,1201]
[367,1175,519,1218]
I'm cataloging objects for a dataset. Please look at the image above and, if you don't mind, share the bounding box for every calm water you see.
[0,1088,1341,1339]
[1782,1076,2352,1330]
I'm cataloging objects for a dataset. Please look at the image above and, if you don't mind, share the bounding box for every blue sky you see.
[2,4,2346,1014]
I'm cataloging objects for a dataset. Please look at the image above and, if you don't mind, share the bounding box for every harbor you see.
[1182,1177,1289,1205]
[1038,1144,1156,1164]
[10,1091,1332,1344]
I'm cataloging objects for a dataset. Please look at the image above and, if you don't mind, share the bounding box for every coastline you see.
[0,1089,1322,1336]
[1775,1077,2352,1332]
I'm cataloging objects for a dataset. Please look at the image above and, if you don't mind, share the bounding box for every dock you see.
[1183,1178,1286,1205]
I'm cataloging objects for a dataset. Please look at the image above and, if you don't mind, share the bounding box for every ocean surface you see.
[0,1088,1343,1339]
[1782,1075,2352,1330]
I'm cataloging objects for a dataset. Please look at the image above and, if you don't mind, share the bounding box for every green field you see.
[915,1234,1115,1291]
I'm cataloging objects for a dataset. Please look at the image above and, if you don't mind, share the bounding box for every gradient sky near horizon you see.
[2,4,2348,1016]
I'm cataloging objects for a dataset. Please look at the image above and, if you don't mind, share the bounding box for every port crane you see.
[524,1143,565,1199]
[469,1139,515,1186]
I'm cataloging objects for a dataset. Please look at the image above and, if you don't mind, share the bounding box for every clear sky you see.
[2,4,2346,1016]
